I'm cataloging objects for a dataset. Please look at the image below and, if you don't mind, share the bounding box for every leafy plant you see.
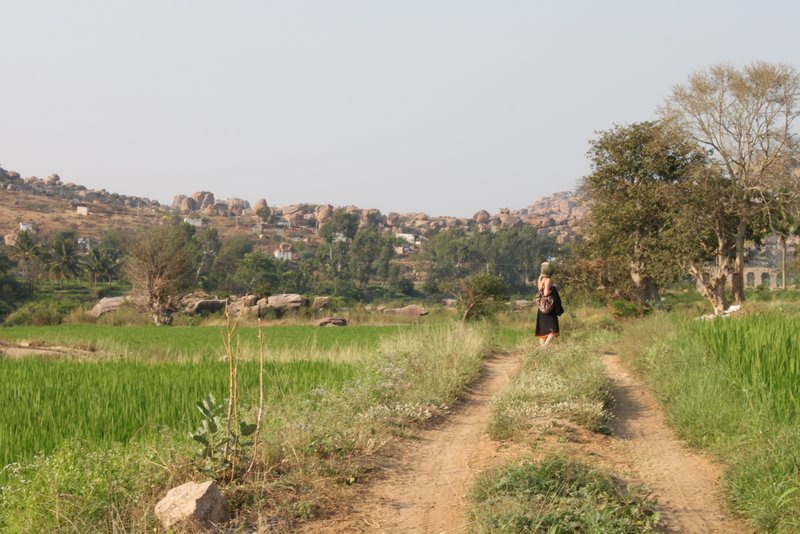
[190,393,256,473]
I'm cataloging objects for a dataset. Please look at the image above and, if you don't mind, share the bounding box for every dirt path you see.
[301,352,522,534]
[603,352,753,533]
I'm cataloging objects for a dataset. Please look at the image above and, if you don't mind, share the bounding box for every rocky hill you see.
[1,164,584,245]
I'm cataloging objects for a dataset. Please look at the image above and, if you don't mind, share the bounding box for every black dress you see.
[535,285,564,338]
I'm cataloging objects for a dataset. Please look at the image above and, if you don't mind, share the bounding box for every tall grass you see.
[0,322,492,532]
[0,358,356,469]
[621,312,800,532]
[488,329,616,441]
[695,313,799,421]
[0,324,405,361]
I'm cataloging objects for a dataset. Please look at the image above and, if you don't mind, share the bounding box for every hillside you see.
[0,165,583,246]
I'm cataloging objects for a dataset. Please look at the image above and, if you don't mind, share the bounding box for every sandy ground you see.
[299,352,522,533]
[297,346,757,533]
[602,351,753,533]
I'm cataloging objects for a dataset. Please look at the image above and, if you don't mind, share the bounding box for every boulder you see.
[315,204,334,224]
[360,208,383,227]
[382,305,428,318]
[253,198,268,213]
[267,294,306,309]
[154,480,230,530]
[312,296,330,311]
[90,296,127,317]
[241,294,258,307]
[192,191,215,209]
[513,299,534,309]
[227,197,250,212]
[385,212,401,227]
[185,299,227,315]
[473,209,491,224]
[180,197,198,213]
[317,317,347,327]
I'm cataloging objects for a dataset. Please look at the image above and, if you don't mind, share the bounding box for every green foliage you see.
[695,313,800,422]
[318,209,359,243]
[423,227,557,295]
[45,229,82,288]
[451,273,507,321]
[469,455,659,533]
[0,355,356,469]
[611,299,642,318]
[233,251,280,296]
[2,300,79,326]
[0,440,167,533]
[622,313,800,531]
[579,121,705,305]
[190,393,257,474]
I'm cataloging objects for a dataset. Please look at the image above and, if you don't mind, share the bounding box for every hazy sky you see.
[2,1,799,217]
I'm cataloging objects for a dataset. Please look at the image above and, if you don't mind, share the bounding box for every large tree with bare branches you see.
[125,225,197,325]
[661,62,800,305]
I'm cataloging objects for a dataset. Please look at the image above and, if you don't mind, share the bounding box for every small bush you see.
[611,299,641,318]
[62,308,98,324]
[469,455,660,533]
[3,301,64,326]
[95,303,151,326]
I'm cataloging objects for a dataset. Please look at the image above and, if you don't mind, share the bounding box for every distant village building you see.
[394,231,421,246]
[183,217,203,228]
[76,206,89,216]
[274,242,294,261]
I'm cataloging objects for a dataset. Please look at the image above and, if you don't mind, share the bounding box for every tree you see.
[662,62,800,305]
[0,246,26,318]
[580,121,702,307]
[668,163,740,315]
[46,230,81,288]
[232,251,280,296]
[81,247,112,287]
[318,209,359,243]
[125,225,197,325]
[448,273,507,321]
[256,205,272,222]
[7,230,41,290]
[348,226,383,287]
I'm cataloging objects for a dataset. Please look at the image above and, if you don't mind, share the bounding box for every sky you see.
[2,1,799,218]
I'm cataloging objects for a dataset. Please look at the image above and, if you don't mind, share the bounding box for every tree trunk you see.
[629,241,661,309]
[732,223,747,305]
[780,235,787,289]
[689,253,730,316]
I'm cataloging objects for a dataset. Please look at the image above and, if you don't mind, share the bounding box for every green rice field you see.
[0,324,407,361]
[694,313,800,421]
[0,324,408,470]
[0,357,358,469]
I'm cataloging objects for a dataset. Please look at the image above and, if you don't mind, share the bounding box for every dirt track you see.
[301,352,522,533]
[301,349,753,533]
[603,352,752,533]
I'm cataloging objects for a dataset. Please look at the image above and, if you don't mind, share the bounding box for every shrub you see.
[469,455,659,533]
[3,301,64,326]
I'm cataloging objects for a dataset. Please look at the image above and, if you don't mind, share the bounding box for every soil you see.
[298,348,756,534]
[601,351,753,533]
[299,352,523,533]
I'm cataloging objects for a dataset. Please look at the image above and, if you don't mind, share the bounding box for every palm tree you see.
[8,230,41,290]
[46,232,81,288]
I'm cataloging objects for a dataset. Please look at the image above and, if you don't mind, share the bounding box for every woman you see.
[535,262,564,346]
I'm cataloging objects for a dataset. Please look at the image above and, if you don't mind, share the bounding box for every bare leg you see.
[542,333,555,346]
